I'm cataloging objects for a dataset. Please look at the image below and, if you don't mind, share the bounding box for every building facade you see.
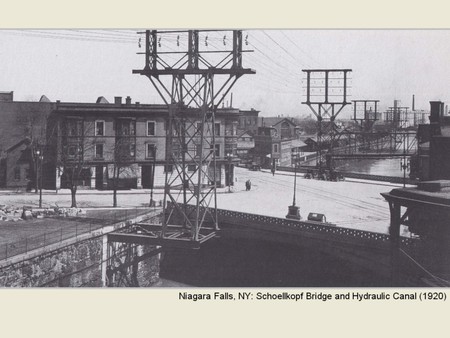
[47,97,240,190]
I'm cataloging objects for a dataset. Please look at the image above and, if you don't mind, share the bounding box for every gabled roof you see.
[39,95,51,103]
[96,96,109,104]
[238,130,254,138]
[261,117,297,128]
[6,138,32,153]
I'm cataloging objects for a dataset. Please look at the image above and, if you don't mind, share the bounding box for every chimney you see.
[125,96,131,105]
[412,95,415,111]
[114,96,122,105]
[430,101,442,123]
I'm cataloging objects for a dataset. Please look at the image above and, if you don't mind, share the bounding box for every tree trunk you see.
[71,185,77,208]
[113,166,118,207]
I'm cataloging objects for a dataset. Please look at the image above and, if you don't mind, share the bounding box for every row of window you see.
[69,120,230,138]
[92,143,222,159]
[94,120,156,137]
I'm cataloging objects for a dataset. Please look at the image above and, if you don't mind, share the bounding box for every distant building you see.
[0,94,55,189]
[237,108,260,135]
[236,131,255,166]
[253,117,304,167]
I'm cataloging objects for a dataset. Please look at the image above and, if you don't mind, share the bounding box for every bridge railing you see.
[169,204,415,249]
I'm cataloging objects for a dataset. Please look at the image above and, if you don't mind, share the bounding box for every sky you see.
[1,29,450,118]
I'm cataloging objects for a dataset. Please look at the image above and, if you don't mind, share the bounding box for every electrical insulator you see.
[223,35,226,45]
[177,35,180,47]
[138,37,141,48]
[158,37,161,47]
[205,36,208,46]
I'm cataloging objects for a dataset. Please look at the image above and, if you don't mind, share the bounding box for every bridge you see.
[108,203,445,286]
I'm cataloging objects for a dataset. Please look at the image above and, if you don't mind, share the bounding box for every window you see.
[146,144,156,159]
[214,123,221,136]
[214,144,220,157]
[117,119,135,136]
[95,144,104,158]
[130,144,136,157]
[147,121,156,136]
[273,144,279,153]
[14,167,20,180]
[95,120,105,136]
[68,145,78,158]
[196,122,202,134]
[187,164,196,172]
[164,164,173,173]
[66,119,82,136]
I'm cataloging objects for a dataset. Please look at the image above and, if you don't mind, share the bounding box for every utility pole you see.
[302,69,352,172]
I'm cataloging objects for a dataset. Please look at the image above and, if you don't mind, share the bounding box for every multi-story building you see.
[1,94,241,190]
[253,117,305,167]
[46,96,241,190]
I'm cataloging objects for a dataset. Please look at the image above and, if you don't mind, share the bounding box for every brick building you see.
[0,94,241,190]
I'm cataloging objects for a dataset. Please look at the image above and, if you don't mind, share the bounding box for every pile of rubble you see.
[0,204,86,222]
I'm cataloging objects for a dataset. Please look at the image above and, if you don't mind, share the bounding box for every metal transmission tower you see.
[132,30,254,247]
[352,100,379,132]
[302,69,352,169]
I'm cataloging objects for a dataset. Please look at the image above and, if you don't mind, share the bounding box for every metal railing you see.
[0,207,161,262]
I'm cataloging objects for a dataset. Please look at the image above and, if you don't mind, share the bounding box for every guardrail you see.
[169,204,415,248]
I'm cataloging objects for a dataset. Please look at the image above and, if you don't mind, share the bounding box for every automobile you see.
[249,164,261,171]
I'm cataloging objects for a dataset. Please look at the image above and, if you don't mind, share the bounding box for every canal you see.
[335,158,409,177]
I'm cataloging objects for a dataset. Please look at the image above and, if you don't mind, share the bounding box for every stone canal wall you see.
[0,211,162,287]
[0,237,103,287]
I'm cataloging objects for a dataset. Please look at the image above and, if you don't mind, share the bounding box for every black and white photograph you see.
[1,28,450,288]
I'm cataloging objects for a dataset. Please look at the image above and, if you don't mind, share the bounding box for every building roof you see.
[39,95,51,103]
[238,130,254,138]
[96,96,110,104]
[261,117,297,128]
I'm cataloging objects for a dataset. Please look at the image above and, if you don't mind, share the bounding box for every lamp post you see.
[400,157,410,188]
[38,152,43,208]
[286,154,301,220]
[400,136,410,188]
[149,147,157,207]
[34,148,40,194]
[226,153,233,193]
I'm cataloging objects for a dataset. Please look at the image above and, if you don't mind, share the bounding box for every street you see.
[0,167,404,236]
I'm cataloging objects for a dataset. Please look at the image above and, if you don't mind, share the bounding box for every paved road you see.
[0,167,405,237]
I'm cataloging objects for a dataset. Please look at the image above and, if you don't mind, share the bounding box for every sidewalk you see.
[0,186,235,196]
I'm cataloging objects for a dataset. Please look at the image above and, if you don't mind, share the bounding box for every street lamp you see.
[226,153,233,193]
[34,149,40,194]
[149,146,157,207]
[400,157,410,188]
[286,154,301,220]
[34,147,44,208]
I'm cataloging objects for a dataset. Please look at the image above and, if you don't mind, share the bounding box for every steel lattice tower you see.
[133,30,254,246]
[302,69,352,169]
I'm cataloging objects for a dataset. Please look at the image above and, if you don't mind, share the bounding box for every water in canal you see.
[335,158,409,177]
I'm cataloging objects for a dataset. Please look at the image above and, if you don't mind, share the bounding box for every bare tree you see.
[56,119,95,208]
[110,134,136,208]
